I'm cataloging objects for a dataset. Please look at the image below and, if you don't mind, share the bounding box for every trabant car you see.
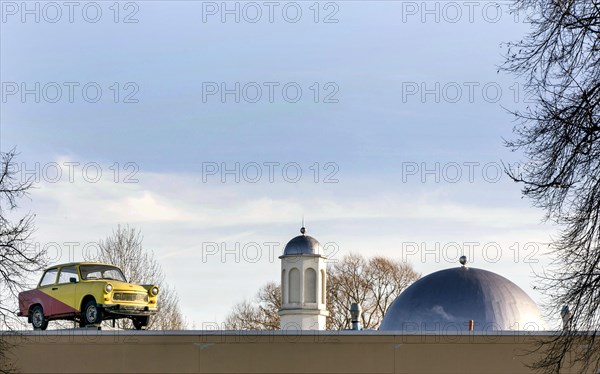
[18,262,159,330]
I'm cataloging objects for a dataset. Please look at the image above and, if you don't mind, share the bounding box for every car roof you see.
[45,262,119,269]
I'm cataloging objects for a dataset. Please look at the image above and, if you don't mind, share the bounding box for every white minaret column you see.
[279,226,329,330]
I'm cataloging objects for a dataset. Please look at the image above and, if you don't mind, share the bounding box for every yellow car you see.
[18,262,159,330]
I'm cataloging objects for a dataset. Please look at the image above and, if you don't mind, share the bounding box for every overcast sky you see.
[1,1,559,329]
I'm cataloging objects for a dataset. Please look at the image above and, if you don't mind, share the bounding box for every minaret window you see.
[304,268,317,303]
[282,269,287,304]
[321,269,326,304]
[289,268,301,303]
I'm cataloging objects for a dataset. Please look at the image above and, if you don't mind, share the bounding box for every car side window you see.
[57,267,79,284]
[39,269,58,287]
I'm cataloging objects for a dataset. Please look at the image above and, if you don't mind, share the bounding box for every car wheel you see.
[31,305,48,331]
[132,316,149,330]
[81,300,102,326]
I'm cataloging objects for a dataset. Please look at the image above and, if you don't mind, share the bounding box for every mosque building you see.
[278,226,547,333]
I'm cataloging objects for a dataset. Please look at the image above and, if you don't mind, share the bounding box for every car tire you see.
[132,316,149,330]
[31,305,48,331]
[81,299,102,326]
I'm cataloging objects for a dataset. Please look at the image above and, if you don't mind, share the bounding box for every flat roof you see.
[0,329,568,337]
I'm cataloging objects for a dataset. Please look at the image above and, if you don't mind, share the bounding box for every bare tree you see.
[224,282,280,330]
[0,148,47,374]
[97,225,186,330]
[502,0,600,372]
[224,254,419,330]
[327,254,420,330]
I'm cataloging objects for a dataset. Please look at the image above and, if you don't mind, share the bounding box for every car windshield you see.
[79,265,127,282]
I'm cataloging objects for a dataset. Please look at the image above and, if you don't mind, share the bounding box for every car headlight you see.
[105,284,113,293]
[150,286,159,296]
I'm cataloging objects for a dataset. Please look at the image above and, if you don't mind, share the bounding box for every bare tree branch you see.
[502,1,600,372]
[0,148,46,374]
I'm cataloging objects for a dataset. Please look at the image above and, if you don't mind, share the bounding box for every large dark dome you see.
[379,266,547,332]
[282,235,322,256]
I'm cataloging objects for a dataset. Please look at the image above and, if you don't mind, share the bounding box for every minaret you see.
[278,225,329,330]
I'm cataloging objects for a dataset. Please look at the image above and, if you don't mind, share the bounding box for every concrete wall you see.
[1,330,570,374]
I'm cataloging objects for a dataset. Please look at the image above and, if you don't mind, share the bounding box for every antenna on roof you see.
[350,303,362,330]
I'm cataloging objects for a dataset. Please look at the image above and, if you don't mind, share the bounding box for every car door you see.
[53,266,80,316]
[37,268,59,316]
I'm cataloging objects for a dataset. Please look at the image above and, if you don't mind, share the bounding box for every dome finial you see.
[459,255,467,266]
[300,215,306,235]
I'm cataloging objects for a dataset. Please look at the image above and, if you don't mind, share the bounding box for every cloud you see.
[28,166,545,230]
[431,305,456,321]
[106,191,194,222]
